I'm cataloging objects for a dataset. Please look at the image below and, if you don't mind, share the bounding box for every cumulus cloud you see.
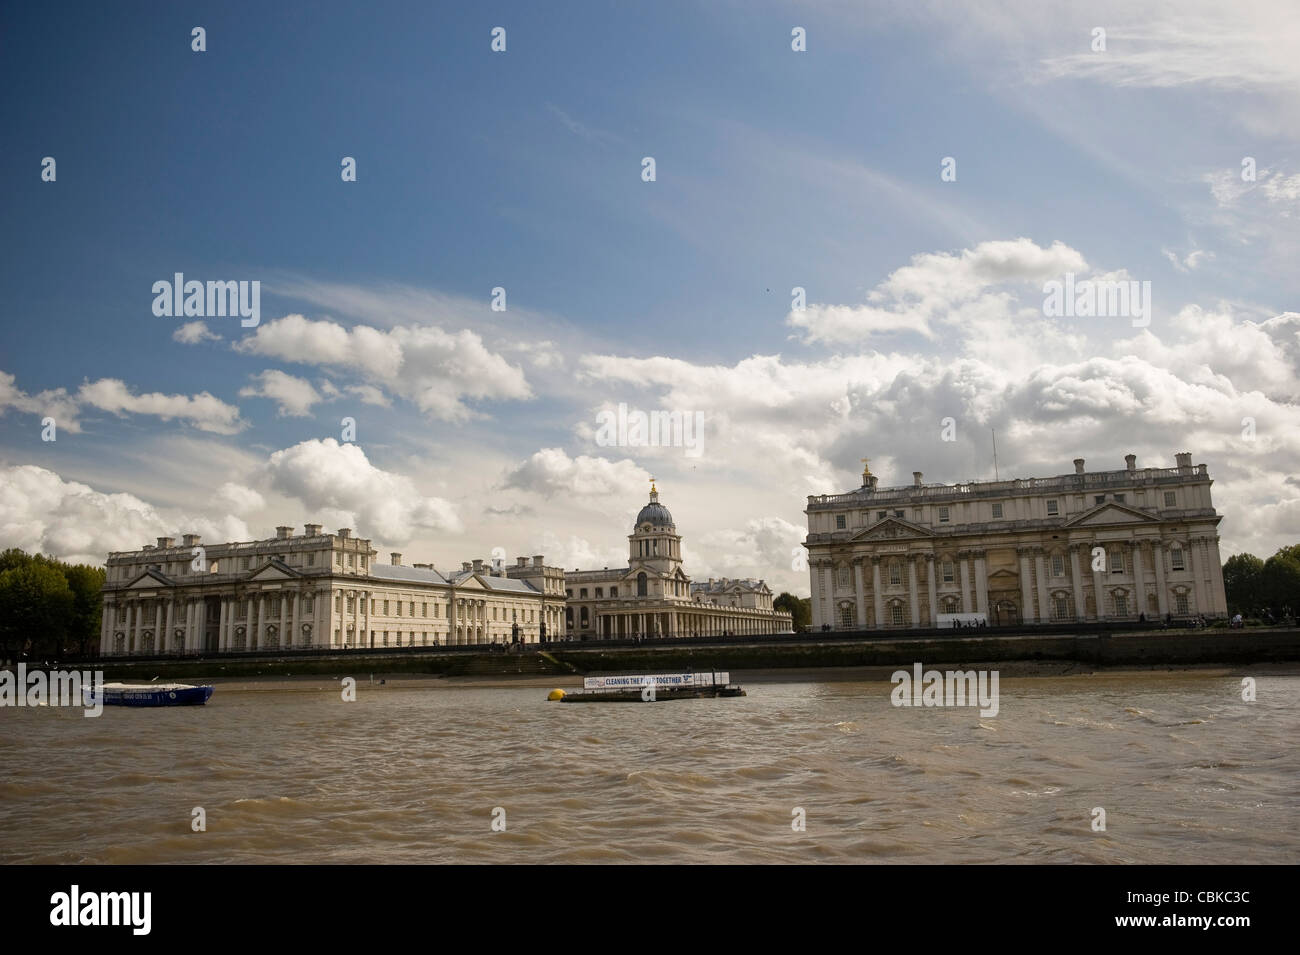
[234,313,532,421]
[501,448,651,499]
[239,369,322,417]
[173,321,221,344]
[0,371,81,433]
[787,238,1088,345]
[692,517,807,590]
[0,464,249,565]
[77,378,244,434]
[262,438,462,542]
[215,482,266,515]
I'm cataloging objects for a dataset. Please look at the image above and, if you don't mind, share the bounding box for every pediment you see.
[455,574,487,591]
[125,568,175,589]
[1064,503,1159,527]
[851,517,932,541]
[247,558,300,581]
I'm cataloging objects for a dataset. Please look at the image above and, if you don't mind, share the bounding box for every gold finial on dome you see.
[650,476,657,494]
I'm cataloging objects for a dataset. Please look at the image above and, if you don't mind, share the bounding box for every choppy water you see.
[1,670,1296,863]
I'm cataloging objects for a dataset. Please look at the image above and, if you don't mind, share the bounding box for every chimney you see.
[304,523,322,537]
[1175,451,1192,469]
[913,471,923,487]
[1125,453,1136,472]
[462,561,472,572]
[1073,458,1085,474]
[517,556,528,567]
[276,526,293,540]
[156,537,174,549]
[391,552,402,566]
[473,559,485,573]
[413,562,430,569]
[182,533,201,547]
[337,528,351,539]
[533,555,544,568]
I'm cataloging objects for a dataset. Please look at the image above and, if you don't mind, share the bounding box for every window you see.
[637,574,648,597]
[943,597,959,613]
[891,604,904,626]
[242,557,251,570]
[1095,495,1106,505]
[1053,596,1069,620]
[889,562,902,586]
[1171,547,1185,571]
[1051,554,1065,577]
[396,601,403,616]
[1114,494,1125,503]
[422,603,428,618]
[840,606,853,628]
[579,588,587,598]
[835,514,846,530]
[992,503,1003,519]
[1114,594,1128,616]
[382,600,389,614]
[894,509,904,518]
[595,588,603,598]
[1175,593,1189,615]
[360,557,366,570]
[335,594,343,612]
[938,506,950,524]
[409,601,415,616]
[942,561,955,583]
[306,552,315,566]
[1164,491,1176,507]
[348,554,356,567]
[877,510,887,520]
[610,586,618,598]
[346,596,354,613]
[565,589,572,598]
[1046,500,1059,516]
[1110,551,1124,574]
[837,566,850,589]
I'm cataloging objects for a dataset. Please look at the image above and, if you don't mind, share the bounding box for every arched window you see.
[637,573,648,597]
[840,605,854,628]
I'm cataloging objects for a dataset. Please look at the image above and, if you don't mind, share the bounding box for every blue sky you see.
[3,0,1299,592]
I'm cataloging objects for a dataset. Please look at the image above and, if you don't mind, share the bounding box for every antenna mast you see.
[992,428,999,481]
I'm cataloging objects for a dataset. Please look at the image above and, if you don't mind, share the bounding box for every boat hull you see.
[87,685,214,707]
[560,685,746,703]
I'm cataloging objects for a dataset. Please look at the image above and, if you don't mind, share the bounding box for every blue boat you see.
[86,682,214,707]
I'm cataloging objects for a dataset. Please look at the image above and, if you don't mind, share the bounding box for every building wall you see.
[804,454,1228,630]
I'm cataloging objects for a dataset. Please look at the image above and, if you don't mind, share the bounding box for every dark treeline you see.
[0,549,105,661]
[1223,544,1300,622]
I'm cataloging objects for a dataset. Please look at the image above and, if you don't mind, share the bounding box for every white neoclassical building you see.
[804,453,1228,630]
[564,482,793,639]
[99,524,567,655]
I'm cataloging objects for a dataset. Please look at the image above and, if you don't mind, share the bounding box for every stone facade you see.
[804,453,1227,630]
[99,525,566,655]
[564,484,793,638]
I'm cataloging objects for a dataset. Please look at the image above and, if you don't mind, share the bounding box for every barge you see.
[85,682,215,707]
[549,671,744,703]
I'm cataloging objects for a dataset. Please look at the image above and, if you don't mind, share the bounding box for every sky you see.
[2,0,1298,596]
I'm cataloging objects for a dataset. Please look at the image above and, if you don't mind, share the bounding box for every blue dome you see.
[636,502,674,527]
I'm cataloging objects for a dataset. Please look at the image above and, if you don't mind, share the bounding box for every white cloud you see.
[501,448,651,499]
[0,371,81,433]
[235,314,532,421]
[0,464,249,565]
[76,379,244,434]
[172,321,221,344]
[239,369,322,417]
[215,482,266,515]
[263,438,462,543]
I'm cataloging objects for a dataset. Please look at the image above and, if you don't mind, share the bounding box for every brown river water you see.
[1,669,1296,864]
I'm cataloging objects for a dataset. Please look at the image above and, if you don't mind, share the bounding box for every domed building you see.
[563,482,793,639]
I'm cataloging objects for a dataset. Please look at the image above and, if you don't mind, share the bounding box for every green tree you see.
[774,592,811,631]
[0,558,75,661]
[1261,549,1300,617]
[1222,552,1264,615]
[62,563,106,656]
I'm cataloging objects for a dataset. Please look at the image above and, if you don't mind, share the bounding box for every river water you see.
[1,670,1296,864]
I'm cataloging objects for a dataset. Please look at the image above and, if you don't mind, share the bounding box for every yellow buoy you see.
[547,688,566,701]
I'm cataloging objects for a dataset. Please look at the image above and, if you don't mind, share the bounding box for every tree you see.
[774,592,811,631]
[62,563,106,656]
[1261,549,1300,618]
[1222,553,1264,615]
[0,558,75,661]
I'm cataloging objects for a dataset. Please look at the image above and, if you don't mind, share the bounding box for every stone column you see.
[182,599,193,651]
[1152,541,1169,616]
[1069,546,1086,622]
[853,559,866,629]
[1091,544,1107,620]
[974,552,989,616]
[1018,549,1034,623]
[1187,538,1201,614]
[100,600,111,656]
[278,592,287,647]
[1131,541,1145,618]
[361,590,370,648]
[958,553,973,614]
[871,557,884,627]
[255,595,265,651]
[925,555,938,627]
[1035,551,1050,624]
[1209,536,1228,616]
[808,562,822,630]
[907,557,920,626]
[162,599,173,653]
